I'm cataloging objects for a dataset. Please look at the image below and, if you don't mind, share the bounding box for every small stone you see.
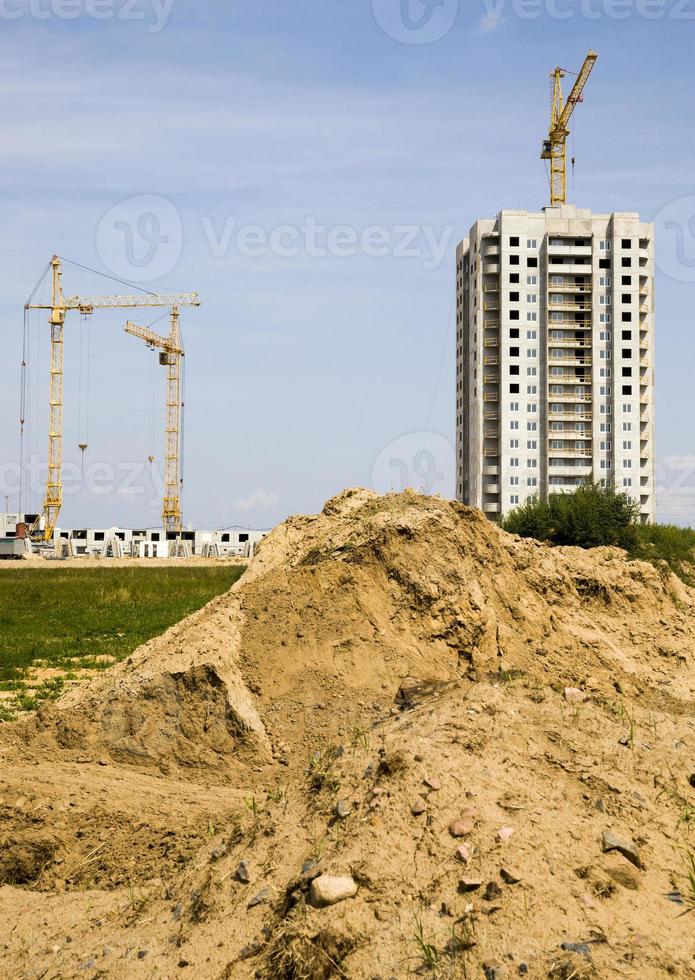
[136,950,148,960]
[689,774,695,790]
[455,844,472,864]
[457,878,482,893]
[601,830,642,869]
[483,958,505,979]
[561,942,591,957]
[247,888,269,909]
[414,753,424,762]
[484,881,502,901]
[497,827,515,843]
[234,860,251,884]
[500,867,522,885]
[239,941,262,960]
[335,800,351,820]
[424,776,441,791]
[309,874,358,907]
[564,687,585,705]
[411,799,427,816]
[518,965,528,976]
[449,817,475,838]
[98,758,108,767]
[177,959,190,968]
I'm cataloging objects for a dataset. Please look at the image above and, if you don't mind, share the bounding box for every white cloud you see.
[235,488,279,512]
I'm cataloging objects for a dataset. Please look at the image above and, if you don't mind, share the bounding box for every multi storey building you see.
[456,205,655,522]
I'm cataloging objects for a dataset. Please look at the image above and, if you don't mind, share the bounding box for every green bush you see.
[630,522,695,585]
[502,482,640,551]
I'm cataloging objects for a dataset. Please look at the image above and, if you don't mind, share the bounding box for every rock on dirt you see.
[309,874,358,907]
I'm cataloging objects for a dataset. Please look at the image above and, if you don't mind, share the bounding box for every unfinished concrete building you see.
[456,205,655,522]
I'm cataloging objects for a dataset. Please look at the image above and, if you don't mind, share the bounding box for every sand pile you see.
[1,489,694,978]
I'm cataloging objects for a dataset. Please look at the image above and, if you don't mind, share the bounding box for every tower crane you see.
[25,256,200,541]
[541,50,598,207]
[124,308,185,533]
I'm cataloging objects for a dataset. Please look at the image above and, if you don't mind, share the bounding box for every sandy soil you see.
[0,489,693,979]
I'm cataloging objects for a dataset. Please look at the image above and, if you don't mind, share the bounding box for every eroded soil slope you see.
[1,490,693,979]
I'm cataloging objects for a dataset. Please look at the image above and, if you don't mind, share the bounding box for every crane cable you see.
[77,315,92,474]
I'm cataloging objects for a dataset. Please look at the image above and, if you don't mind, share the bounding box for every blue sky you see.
[2,0,695,528]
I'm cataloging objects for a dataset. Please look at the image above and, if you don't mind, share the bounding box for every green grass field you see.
[0,565,245,719]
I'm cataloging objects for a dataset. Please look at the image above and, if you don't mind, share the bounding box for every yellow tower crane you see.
[124,308,186,533]
[25,256,200,541]
[541,50,598,207]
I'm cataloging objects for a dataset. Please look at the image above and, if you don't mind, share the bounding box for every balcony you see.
[547,392,592,403]
[548,338,591,348]
[483,410,499,420]
[548,355,592,367]
[548,300,592,311]
[483,502,501,514]
[547,282,592,292]
[484,338,499,348]
[484,263,500,275]
[484,354,499,366]
[548,373,592,384]
[547,243,592,257]
[483,301,500,312]
[549,448,593,458]
[484,374,500,384]
[483,448,499,458]
[484,484,500,494]
[484,393,499,403]
[549,411,593,422]
[551,425,592,442]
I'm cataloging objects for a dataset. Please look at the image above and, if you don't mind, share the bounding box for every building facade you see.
[456,205,655,522]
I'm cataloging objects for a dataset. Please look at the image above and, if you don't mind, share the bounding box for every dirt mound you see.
[1,490,694,978]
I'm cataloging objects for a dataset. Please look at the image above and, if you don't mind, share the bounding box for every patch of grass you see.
[0,566,244,683]
[680,850,695,914]
[411,916,440,970]
[306,744,342,795]
[629,523,695,585]
[0,566,244,720]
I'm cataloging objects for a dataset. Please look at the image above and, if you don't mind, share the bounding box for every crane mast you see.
[541,50,598,207]
[124,310,185,533]
[24,256,200,541]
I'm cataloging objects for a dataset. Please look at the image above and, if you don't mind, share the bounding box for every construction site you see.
[1,34,694,980]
